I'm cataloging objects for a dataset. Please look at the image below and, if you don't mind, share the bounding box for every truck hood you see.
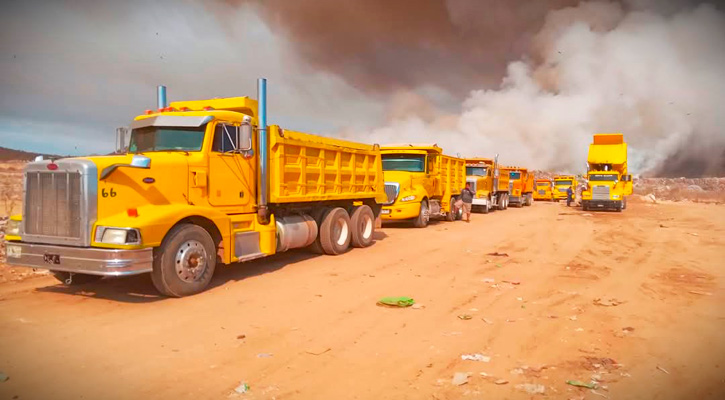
[383,170,424,190]
[85,153,191,221]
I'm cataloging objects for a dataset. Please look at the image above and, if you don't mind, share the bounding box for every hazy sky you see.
[1,0,723,176]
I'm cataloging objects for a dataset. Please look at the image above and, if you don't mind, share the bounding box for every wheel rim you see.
[421,202,429,223]
[334,218,349,246]
[175,240,208,282]
[361,215,373,239]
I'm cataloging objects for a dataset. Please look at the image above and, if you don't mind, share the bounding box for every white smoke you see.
[349,1,725,176]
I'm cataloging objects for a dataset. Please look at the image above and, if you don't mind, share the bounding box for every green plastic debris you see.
[0,372,8,382]
[495,263,503,268]
[377,296,415,307]
[566,380,597,389]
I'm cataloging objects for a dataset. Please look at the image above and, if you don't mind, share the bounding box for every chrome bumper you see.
[472,198,488,206]
[4,242,153,276]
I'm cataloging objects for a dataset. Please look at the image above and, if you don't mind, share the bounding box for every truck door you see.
[425,154,438,197]
[208,122,256,211]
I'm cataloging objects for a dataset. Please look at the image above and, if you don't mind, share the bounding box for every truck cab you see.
[380,145,465,227]
[553,175,577,201]
[581,133,632,211]
[505,166,534,207]
[533,179,553,201]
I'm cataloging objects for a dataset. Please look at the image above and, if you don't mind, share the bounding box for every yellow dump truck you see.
[581,133,633,212]
[4,79,386,296]
[553,175,577,201]
[380,145,465,227]
[465,157,511,213]
[504,166,534,207]
[533,179,554,201]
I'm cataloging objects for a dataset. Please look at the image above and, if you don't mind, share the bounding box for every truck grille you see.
[538,190,546,195]
[25,171,83,238]
[592,185,610,201]
[558,188,568,193]
[383,183,399,205]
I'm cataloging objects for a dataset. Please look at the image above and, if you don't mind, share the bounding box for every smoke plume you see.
[248,0,725,176]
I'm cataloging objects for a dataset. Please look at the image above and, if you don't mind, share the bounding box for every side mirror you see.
[115,127,130,154]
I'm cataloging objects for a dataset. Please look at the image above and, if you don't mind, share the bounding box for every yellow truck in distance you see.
[504,166,534,207]
[582,133,633,212]
[553,175,577,201]
[465,158,511,213]
[380,145,465,227]
[533,179,554,201]
[4,79,386,296]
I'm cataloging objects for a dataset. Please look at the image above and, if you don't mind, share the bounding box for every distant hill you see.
[0,146,64,161]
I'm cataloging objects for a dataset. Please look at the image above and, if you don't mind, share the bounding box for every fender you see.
[92,204,232,253]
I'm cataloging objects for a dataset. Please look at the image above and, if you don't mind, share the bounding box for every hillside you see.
[0,146,63,161]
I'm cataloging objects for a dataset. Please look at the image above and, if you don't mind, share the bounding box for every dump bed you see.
[588,133,627,166]
[268,125,386,203]
[466,158,509,193]
[436,155,467,198]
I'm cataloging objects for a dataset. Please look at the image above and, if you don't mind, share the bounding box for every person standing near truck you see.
[460,182,475,222]
[566,185,573,207]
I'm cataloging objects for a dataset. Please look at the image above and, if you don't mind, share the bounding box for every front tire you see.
[350,205,375,248]
[51,271,103,285]
[320,207,352,255]
[413,200,430,228]
[151,224,217,297]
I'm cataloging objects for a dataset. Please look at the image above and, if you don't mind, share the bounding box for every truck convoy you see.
[380,145,465,227]
[465,158,511,213]
[4,79,387,296]
[533,179,553,201]
[552,175,577,201]
[581,133,632,211]
[504,166,534,207]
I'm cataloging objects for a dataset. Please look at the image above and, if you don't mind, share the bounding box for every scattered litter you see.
[495,379,509,385]
[591,374,602,382]
[461,353,491,362]
[511,368,525,375]
[659,224,667,228]
[569,316,578,321]
[503,280,521,285]
[581,213,593,217]
[620,372,631,377]
[452,372,470,386]
[688,290,712,296]
[256,353,273,358]
[575,328,584,332]
[689,232,699,236]
[593,298,624,307]
[591,390,609,398]
[482,318,494,325]
[479,372,490,377]
[516,297,523,301]
[482,278,495,283]
[487,252,509,257]
[516,383,545,394]
[458,314,473,320]
[469,308,479,312]
[305,348,331,356]
[521,305,526,309]
[656,366,670,374]
[566,380,597,389]
[495,263,503,268]
[377,296,415,307]
[0,372,8,382]
[549,315,558,319]
[234,382,250,394]
[622,327,635,332]
[236,334,246,340]
[411,303,425,309]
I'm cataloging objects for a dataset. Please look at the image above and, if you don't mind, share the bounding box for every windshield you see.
[466,166,488,176]
[382,154,425,172]
[509,172,521,180]
[536,182,550,187]
[554,180,573,186]
[129,126,205,153]
[589,174,618,182]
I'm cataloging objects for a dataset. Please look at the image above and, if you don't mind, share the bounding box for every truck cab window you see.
[212,124,239,153]
[129,126,205,153]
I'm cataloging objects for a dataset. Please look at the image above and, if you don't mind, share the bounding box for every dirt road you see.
[0,199,723,400]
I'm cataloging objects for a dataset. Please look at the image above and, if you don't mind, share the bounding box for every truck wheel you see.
[623,197,627,210]
[320,207,352,255]
[307,207,330,254]
[497,194,505,211]
[413,200,430,228]
[583,202,589,211]
[151,224,216,297]
[350,205,375,248]
[455,202,463,220]
[616,201,623,212]
[483,198,490,214]
[51,271,103,285]
[503,194,509,210]
[445,197,457,222]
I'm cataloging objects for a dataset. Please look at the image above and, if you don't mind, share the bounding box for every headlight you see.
[612,195,620,199]
[6,219,20,236]
[95,227,141,245]
[400,195,416,202]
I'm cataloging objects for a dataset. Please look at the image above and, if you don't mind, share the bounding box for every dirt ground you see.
[0,198,723,400]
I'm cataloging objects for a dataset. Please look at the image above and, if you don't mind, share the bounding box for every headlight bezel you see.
[400,195,416,202]
[94,226,142,245]
[5,219,21,236]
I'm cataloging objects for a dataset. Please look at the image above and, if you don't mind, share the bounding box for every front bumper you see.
[582,200,622,209]
[509,195,522,204]
[381,201,421,220]
[472,197,488,206]
[4,242,153,276]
